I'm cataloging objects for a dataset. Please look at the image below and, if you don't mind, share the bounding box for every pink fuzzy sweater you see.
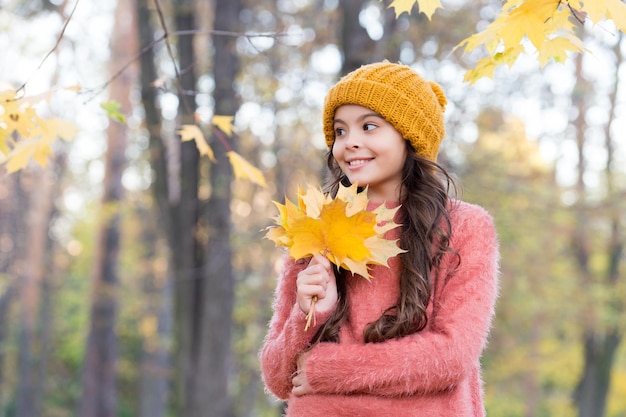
[260,201,499,416]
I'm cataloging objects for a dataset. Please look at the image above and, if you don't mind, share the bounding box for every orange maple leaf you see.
[266,183,405,330]
[266,183,405,280]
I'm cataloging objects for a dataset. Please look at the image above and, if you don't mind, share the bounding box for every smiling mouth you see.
[347,159,372,167]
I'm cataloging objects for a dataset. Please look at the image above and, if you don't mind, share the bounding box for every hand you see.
[292,351,313,396]
[296,254,338,315]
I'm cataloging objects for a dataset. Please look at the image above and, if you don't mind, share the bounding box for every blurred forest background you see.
[0,0,625,416]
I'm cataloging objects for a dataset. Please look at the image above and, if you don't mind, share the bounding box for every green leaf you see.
[101,100,127,124]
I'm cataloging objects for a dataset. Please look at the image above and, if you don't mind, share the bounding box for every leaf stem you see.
[304,296,317,331]
[304,248,328,331]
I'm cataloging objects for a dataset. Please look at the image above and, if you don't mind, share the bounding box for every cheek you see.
[331,144,342,162]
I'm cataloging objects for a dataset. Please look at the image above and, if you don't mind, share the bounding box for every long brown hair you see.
[309,142,458,345]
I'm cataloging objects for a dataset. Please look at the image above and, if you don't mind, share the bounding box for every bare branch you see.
[16,0,81,96]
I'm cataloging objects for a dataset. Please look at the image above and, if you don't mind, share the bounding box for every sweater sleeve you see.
[259,254,333,400]
[304,203,500,397]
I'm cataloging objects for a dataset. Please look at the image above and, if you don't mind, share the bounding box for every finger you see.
[300,281,326,296]
[311,254,332,273]
[291,371,303,388]
[298,268,328,287]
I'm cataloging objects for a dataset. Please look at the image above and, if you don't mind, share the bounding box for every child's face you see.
[332,104,407,203]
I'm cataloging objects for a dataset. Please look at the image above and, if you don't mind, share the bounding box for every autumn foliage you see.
[3,0,626,174]
[389,0,626,84]
[265,183,405,280]
[0,89,77,173]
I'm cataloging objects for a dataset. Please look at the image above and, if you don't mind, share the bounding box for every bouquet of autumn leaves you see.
[265,183,405,330]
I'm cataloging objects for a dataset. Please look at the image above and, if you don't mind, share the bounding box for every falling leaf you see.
[226,151,267,187]
[266,183,405,280]
[101,100,127,124]
[212,115,236,136]
[178,124,216,162]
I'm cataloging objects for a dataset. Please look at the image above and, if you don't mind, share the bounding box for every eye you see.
[363,122,377,131]
[334,127,346,137]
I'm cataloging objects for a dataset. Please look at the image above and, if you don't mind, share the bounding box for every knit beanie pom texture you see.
[323,61,447,162]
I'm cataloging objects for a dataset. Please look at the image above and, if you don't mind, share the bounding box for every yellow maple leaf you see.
[384,0,441,20]
[226,151,267,187]
[462,43,526,85]
[0,91,37,137]
[4,137,51,173]
[607,0,626,32]
[266,183,404,279]
[453,24,501,55]
[266,183,405,329]
[0,127,9,155]
[32,116,78,142]
[454,0,596,83]
[496,44,526,67]
[538,35,585,67]
[463,56,498,85]
[501,1,550,51]
[178,124,216,162]
[212,115,236,136]
[1,114,79,172]
[0,89,80,173]
[266,197,306,247]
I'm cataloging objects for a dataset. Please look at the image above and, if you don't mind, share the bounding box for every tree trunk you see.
[35,262,55,417]
[339,0,377,73]
[77,1,135,415]
[0,170,25,410]
[138,205,172,417]
[575,331,621,417]
[0,285,13,410]
[571,38,625,417]
[338,0,400,74]
[136,1,174,416]
[15,165,56,417]
[194,0,241,415]
[170,1,203,416]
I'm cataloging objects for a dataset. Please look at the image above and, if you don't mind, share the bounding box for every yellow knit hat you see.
[323,61,447,162]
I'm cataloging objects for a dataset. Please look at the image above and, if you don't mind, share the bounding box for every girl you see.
[260,61,499,416]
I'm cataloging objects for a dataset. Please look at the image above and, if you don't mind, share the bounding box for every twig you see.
[81,33,167,103]
[16,0,81,96]
[304,249,329,331]
[152,0,194,116]
[304,296,317,331]
[211,125,233,152]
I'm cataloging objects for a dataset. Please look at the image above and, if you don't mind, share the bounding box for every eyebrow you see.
[333,112,384,125]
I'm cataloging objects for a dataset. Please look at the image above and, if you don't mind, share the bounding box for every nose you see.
[343,131,361,149]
